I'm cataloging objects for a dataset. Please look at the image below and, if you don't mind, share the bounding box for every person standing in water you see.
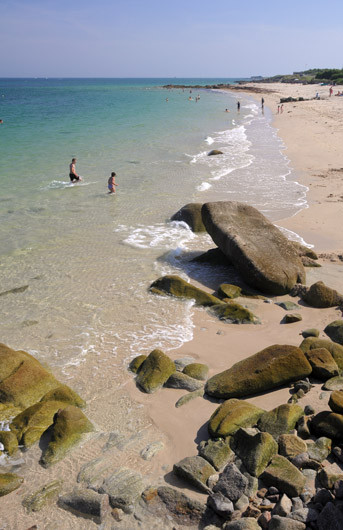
[108,172,118,194]
[237,101,240,112]
[69,158,82,182]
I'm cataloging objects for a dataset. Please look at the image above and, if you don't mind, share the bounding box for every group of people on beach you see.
[69,158,118,194]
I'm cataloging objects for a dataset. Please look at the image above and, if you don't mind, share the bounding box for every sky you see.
[1,0,343,78]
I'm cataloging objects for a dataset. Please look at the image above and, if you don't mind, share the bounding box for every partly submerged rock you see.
[99,467,145,513]
[208,150,223,156]
[59,486,110,522]
[0,472,24,497]
[183,363,209,381]
[198,438,234,471]
[232,428,278,477]
[201,201,305,295]
[136,349,175,393]
[149,275,221,306]
[304,348,339,380]
[324,320,343,345]
[258,404,304,439]
[208,399,265,438]
[300,337,343,370]
[209,301,259,324]
[261,455,306,498]
[301,281,343,308]
[22,480,62,512]
[40,385,86,408]
[171,203,206,232]
[205,345,312,399]
[191,247,232,266]
[40,405,93,467]
[173,455,215,493]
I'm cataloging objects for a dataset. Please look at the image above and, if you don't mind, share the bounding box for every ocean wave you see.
[42,180,96,190]
[197,182,212,191]
[205,136,214,144]
[117,221,196,250]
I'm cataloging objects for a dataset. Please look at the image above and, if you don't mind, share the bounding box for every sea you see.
[0,78,308,399]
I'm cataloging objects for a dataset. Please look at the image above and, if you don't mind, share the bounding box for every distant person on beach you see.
[108,172,118,194]
[277,105,280,114]
[0,119,3,124]
[261,97,264,109]
[69,158,82,182]
[281,104,284,114]
[225,108,230,112]
[329,86,333,97]
[237,101,240,111]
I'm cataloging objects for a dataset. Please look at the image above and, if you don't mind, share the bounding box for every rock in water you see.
[22,480,62,512]
[149,275,222,306]
[136,349,175,393]
[201,201,305,295]
[0,473,23,497]
[208,150,223,156]
[205,344,312,399]
[171,203,206,232]
[99,467,145,513]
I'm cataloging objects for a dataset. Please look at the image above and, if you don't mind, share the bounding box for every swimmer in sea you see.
[69,158,82,182]
[108,172,118,194]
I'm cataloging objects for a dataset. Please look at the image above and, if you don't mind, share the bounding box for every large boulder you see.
[329,390,343,414]
[205,345,312,399]
[171,203,206,232]
[258,404,304,439]
[208,399,265,438]
[300,337,343,370]
[304,348,339,380]
[232,428,278,477]
[324,320,343,345]
[301,281,343,308]
[261,455,306,498]
[201,201,305,295]
[136,349,176,393]
[40,405,93,467]
[149,275,222,306]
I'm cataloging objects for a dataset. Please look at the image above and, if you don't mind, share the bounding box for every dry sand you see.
[2,82,343,528]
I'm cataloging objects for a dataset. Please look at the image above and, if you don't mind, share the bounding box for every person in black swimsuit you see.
[69,158,82,182]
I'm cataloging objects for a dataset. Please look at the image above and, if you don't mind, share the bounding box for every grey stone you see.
[207,492,234,517]
[198,437,234,471]
[164,371,204,391]
[98,467,145,513]
[307,437,331,462]
[269,515,306,529]
[273,493,292,516]
[323,376,343,391]
[171,203,206,232]
[59,487,110,522]
[234,493,249,511]
[223,519,260,530]
[22,480,62,512]
[313,488,334,505]
[288,507,318,523]
[174,356,196,371]
[175,387,204,408]
[292,497,303,511]
[213,463,248,502]
[173,455,215,493]
[316,501,343,530]
[276,301,300,311]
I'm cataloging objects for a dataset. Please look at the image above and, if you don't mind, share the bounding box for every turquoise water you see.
[0,78,308,395]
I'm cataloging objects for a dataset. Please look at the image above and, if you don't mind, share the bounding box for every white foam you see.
[118,221,196,250]
[197,182,212,191]
[205,136,214,145]
[275,224,314,248]
[42,180,96,190]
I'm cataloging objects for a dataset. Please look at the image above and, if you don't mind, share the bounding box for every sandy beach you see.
[2,81,343,528]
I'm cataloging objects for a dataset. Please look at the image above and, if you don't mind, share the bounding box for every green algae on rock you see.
[284,313,302,324]
[171,203,206,232]
[261,455,306,498]
[302,328,320,339]
[300,337,343,370]
[324,320,343,345]
[129,355,147,374]
[183,363,209,381]
[258,404,304,439]
[136,349,175,393]
[149,275,222,307]
[205,345,312,399]
[209,301,259,324]
[0,472,24,497]
[198,437,234,471]
[0,430,18,455]
[233,428,278,477]
[22,480,62,512]
[208,399,265,438]
[278,434,307,459]
[311,411,343,440]
[329,390,343,414]
[40,405,93,467]
[304,348,339,380]
[165,371,204,392]
[175,388,204,408]
[40,385,86,408]
[218,283,242,299]
[302,281,343,308]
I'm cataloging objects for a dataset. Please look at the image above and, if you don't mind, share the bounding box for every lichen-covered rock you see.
[209,302,259,324]
[302,328,319,338]
[324,320,343,345]
[302,281,343,308]
[261,455,306,498]
[218,284,242,299]
[164,371,204,391]
[198,438,234,471]
[258,404,304,438]
[233,428,278,477]
[278,434,307,459]
[59,486,110,521]
[129,355,147,374]
[304,348,339,380]
[0,343,60,413]
[284,313,302,324]
[40,385,86,408]
[306,437,331,462]
[205,345,312,399]
[0,472,23,497]
[0,430,18,455]
[300,337,343,370]
[22,480,62,512]
[175,388,204,408]
[183,363,209,381]
[11,400,69,448]
[173,456,215,493]
[40,405,93,467]
[323,376,343,391]
[329,390,343,414]
[213,462,248,502]
[208,399,265,438]
[311,411,343,440]
[149,275,222,306]
[201,201,305,295]
[171,203,206,232]
[136,349,175,393]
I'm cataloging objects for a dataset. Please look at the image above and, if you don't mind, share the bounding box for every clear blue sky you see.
[1,0,342,77]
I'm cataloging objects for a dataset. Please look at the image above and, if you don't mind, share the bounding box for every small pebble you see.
[304,405,315,415]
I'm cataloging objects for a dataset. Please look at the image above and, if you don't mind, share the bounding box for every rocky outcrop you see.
[301,281,343,308]
[171,203,206,232]
[136,349,176,393]
[205,345,312,399]
[201,201,305,295]
[149,275,222,306]
[208,399,265,438]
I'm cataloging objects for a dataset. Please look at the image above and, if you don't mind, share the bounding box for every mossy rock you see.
[209,302,259,324]
[284,313,302,324]
[301,256,321,267]
[292,242,318,260]
[300,337,343,370]
[129,355,147,374]
[208,150,223,156]
[329,390,343,414]
[302,281,343,308]
[22,480,62,512]
[318,468,343,488]
[198,438,234,471]
[0,343,60,413]
[208,399,265,438]
[218,283,242,299]
[173,456,215,493]
[304,348,339,380]
[323,376,343,391]
[175,388,204,408]
[136,349,175,394]
[205,345,312,399]
[276,301,300,311]
[0,472,24,497]
[170,203,206,232]
[278,434,307,459]
[11,400,70,448]
[302,328,320,339]
[40,405,93,467]
[164,371,204,392]
[233,428,278,477]
[324,320,343,345]
[40,385,86,408]
[149,275,222,307]
[182,363,209,381]
[258,404,304,439]
[261,455,306,498]
[311,411,343,440]
[307,437,331,462]
[0,430,18,455]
